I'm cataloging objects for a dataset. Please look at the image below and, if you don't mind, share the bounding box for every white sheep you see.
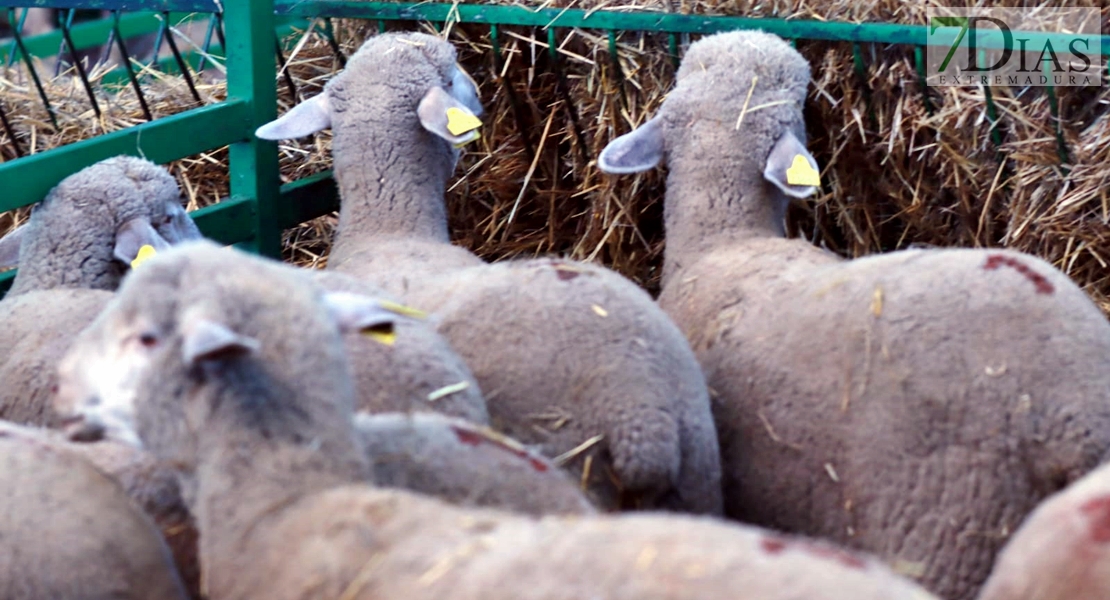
[0,419,200,597]
[598,29,1110,600]
[0,155,202,427]
[57,241,939,600]
[0,421,188,599]
[255,32,723,515]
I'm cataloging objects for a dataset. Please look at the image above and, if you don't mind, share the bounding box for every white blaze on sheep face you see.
[56,319,164,448]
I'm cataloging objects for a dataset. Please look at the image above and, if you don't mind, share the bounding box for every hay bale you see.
[2,2,1109,312]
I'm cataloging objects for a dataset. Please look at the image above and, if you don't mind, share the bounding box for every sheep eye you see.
[138,332,160,347]
[161,215,173,225]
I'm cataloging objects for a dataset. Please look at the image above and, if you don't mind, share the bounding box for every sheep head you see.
[55,242,418,461]
[0,156,202,289]
[255,32,484,152]
[598,30,820,201]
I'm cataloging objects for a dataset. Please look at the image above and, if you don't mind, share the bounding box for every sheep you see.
[597,29,1110,600]
[56,242,591,517]
[0,155,201,427]
[255,31,723,515]
[977,461,1110,600]
[0,419,201,598]
[0,421,189,599]
[56,241,939,600]
[352,411,595,515]
[309,269,489,424]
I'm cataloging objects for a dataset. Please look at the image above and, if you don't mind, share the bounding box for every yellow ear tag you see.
[445,107,482,136]
[453,131,481,149]
[785,154,820,187]
[363,325,397,347]
[361,300,428,346]
[130,245,157,269]
[379,300,428,320]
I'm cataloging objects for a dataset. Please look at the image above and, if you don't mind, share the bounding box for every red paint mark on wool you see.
[453,428,485,447]
[983,254,1055,295]
[450,425,550,473]
[550,260,581,281]
[1080,496,1110,543]
[802,543,868,570]
[761,537,787,554]
[759,535,866,570]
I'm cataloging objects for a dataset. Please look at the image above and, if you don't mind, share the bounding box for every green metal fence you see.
[1,0,1108,295]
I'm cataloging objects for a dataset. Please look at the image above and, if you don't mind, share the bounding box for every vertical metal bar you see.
[667,32,679,69]
[977,49,1003,149]
[8,9,58,130]
[214,12,227,51]
[321,18,347,67]
[489,24,500,58]
[607,30,627,113]
[162,11,202,104]
[97,25,118,68]
[112,11,153,122]
[148,15,167,70]
[851,42,875,130]
[0,98,24,158]
[490,23,536,160]
[913,45,934,115]
[59,10,103,120]
[274,36,298,100]
[6,8,29,68]
[1043,62,1070,167]
[546,27,557,63]
[545,27,588,164]
[196,14,218,73]
[54,10,69,77]
[225,0,282,258]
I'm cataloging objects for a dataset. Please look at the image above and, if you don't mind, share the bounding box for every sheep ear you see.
[255,94,331,140]
[323,292,426,347]
[114,218,171,268]
[0,223,27,269]
[598,117,665,174]
[417,86,482,148]
[763,130,820,199]
[182,319,260,366]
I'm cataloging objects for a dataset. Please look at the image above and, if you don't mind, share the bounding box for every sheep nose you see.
[59,411,106,443]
